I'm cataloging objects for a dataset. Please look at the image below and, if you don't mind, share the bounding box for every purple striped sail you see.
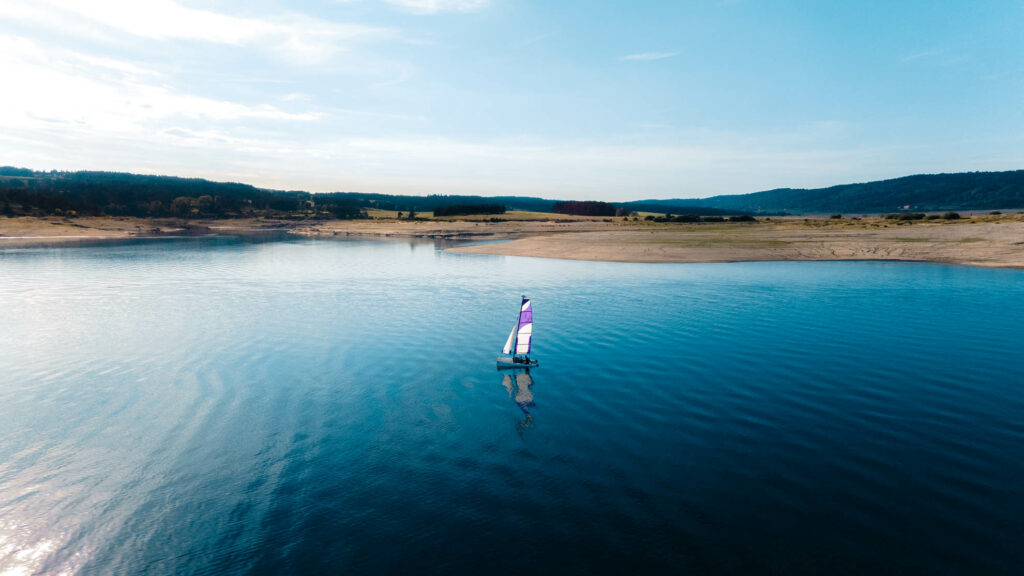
[514,298,533,355]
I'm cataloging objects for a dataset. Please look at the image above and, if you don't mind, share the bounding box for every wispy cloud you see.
[371,66,416,88]
[5,0,396,64]
[900,48,968,66]
[0,35,318,135]
[511,33,554,50]
[901,49,944,63]
[383,0,490,15]
[619,52,677,61]
[281,93,313,103]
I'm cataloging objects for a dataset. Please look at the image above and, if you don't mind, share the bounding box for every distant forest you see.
[647,170,1024,214]
[0,168,558,219]
[433,204,506,217]
[2,167,1022,218]
[552,200,619,217]
[0,169,363,219]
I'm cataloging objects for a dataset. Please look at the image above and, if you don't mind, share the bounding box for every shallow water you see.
[1,237,1023,575]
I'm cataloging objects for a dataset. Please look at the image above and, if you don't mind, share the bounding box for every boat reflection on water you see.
[500,368,536,429]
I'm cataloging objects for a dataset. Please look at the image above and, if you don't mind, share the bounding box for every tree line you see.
[647,170,1024,214]
[0,169,361,219]
[5,167,1020,220]
[0,169,553,218]
[552,200,620,216]
[432,203,506,217]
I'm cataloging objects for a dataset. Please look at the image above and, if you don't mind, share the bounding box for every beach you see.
[447,216,1024,268]
[2,214,1023,268]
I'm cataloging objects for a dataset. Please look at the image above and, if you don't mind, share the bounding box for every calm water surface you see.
[1,237,1023,575]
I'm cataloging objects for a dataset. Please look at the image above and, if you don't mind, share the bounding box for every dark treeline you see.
[614,201,740,216]
[552,200,618,216]
[331,193,554,213]
[0,168,556,218]
[0,169,364,219]
[4,167,1022,219]
[645,170,1024,214]
[433,204,506,216]
[644,214,757,223]
[883,212,962,221]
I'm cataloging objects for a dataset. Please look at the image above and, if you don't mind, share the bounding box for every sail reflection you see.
[500,368,536,428]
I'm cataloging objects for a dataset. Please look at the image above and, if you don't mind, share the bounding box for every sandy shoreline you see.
[449,218,1024,268]
[2,214,1023,268]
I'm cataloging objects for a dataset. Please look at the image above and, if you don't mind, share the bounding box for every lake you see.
[2,237,1023,575]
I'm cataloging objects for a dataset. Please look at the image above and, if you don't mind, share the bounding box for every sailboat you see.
[497,296,538,368]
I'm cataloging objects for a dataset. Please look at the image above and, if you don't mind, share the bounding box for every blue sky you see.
[1,0,1022,200]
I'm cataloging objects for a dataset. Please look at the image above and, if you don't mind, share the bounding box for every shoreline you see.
[2,214,1023,269]
[445,218,1024,269]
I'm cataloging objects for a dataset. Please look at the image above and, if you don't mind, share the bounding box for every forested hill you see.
[0,169,334,217]
[648,170,1024,214]
[0,168,554,218]
[3,167,1023,218]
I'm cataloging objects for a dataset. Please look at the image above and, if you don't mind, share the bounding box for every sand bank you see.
[3,215,1023,268]
[446,217,1024,268]
[0,216,295,247]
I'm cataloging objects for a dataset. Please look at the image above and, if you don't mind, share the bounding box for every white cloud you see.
[900,48,969,67]
[0,35,317,136]
[511,33,554,49]
[71,53,158,77]
[371,66,416,88]
[383,0,490,14]
[619,52,677,61]
[37,0,275,44]
[2,0,115,42]
[901,49,945,63]
[4,0,395,64]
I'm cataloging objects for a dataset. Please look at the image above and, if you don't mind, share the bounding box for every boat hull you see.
[496,357,538,369]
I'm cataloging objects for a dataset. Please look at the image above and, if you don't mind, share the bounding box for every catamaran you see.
[497,296,538,368]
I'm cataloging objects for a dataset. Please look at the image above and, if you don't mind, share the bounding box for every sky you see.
[1,0,1023,200]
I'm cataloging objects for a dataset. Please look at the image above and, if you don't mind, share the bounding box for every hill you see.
[3,167,1022,218]
[0,168,554,219]
[644,170,1024,215]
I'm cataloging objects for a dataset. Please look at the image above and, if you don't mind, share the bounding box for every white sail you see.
[502,323,516,355]
[514,299,533,355]
[514,324,532,354]
[499,296,534,360]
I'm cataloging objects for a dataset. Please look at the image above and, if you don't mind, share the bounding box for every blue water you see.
[2,237,1023,575]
